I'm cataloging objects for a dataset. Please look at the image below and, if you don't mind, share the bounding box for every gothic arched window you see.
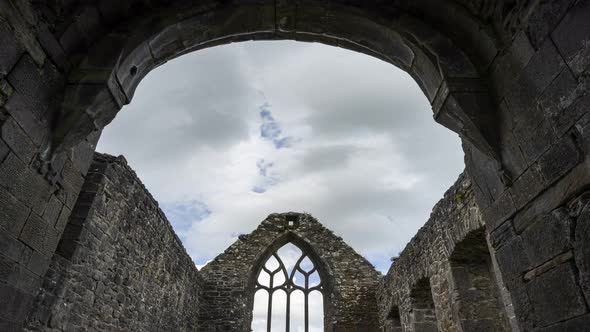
[251,242,324,332]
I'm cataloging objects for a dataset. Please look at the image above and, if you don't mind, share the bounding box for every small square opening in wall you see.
[285,215,298,226]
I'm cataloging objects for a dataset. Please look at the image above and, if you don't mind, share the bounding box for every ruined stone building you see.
[1,0,590,331]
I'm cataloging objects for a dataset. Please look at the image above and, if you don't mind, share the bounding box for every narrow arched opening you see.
[410,277,439,332]
[449,228,511,331]
[251,241,326,332]
[386,304,403,332]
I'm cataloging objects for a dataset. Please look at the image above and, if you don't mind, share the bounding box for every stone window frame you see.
[247,232,334,331]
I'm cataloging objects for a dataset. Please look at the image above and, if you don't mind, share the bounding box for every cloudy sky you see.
[97,40,464,274]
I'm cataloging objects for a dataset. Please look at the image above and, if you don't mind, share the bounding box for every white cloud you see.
[97,40,465,272]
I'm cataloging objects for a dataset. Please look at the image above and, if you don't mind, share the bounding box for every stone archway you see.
[0,1,589,330]
[45,0,506,164]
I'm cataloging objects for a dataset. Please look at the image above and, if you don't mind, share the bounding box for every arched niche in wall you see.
[409,277,439,332]
[386,304,403,332]
[449,228,511,332]
[248,231,333,332]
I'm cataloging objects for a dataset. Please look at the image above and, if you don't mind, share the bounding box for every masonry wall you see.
[0,2,101,328]
[199,213,382,332]
[0,0,590,330]
[24,153,203,331]
[378,174,514,332]
[468,1,590,329]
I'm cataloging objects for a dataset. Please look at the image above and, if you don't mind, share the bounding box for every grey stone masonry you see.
[23,153,203,332]
[199,212,382,332]
[379,173,514,332]
[1,0,590,330]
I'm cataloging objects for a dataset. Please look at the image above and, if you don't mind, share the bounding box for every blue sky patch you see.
[251,158,280,193]
[161,200,211,239]
[259,103,294,149]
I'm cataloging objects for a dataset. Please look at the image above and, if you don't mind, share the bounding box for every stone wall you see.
[24,153,203,331]
[199,213,382,332]
[0,0,590,330]
[379,173,514,332]
[0,2,101,328]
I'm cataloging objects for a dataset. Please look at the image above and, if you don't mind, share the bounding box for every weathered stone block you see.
[26,251,50,277]
[0,184,29,236]
[0,153,51,215]
[5,55,64,122]
[0,253,17,284]
[0,116,36,163]
[509,165,545,210]
[71,139,96,176]
[19,214,48,253]
[42,195,63,226]
[411,50,442,102]
[538,68,587,137]
[526,262,587,327]
[7,96,47,146]
[497,101,528,179]
[35,23,69,71]
[536,135,580,184]
[0,284,33,324]
[489,220,516,249]
[54,205,71,233]
[526,0,576,49]
[551,0,590,76]
[0,20,22,76]
[13,264,41,292]
[482,191,517,231]
[490,31,534,98]
[0,231,24,262]
[519,209,572,267]
[58,5,105,55]
[514,118,556,165]
[494,236,531,280]
[505,39,565,125]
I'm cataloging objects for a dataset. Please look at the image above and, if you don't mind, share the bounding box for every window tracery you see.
[252,242,324,332]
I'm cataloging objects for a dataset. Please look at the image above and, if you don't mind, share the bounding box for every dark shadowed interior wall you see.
[24,154,203,332]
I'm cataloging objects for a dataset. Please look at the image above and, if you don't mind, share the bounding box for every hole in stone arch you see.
[129,65,138,76]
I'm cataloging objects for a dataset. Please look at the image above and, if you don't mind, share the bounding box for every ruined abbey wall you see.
[22,153,381,332]
[1,0,590,330]
[24,154,203,331]
[379,174,515,332]
[199,213,382,331]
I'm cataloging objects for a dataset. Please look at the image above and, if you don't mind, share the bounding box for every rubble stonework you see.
[23,153,382,332]
[24,154,203,331]
[379,174,514,332]
[0,0,590,330]
[199,212,382,331]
